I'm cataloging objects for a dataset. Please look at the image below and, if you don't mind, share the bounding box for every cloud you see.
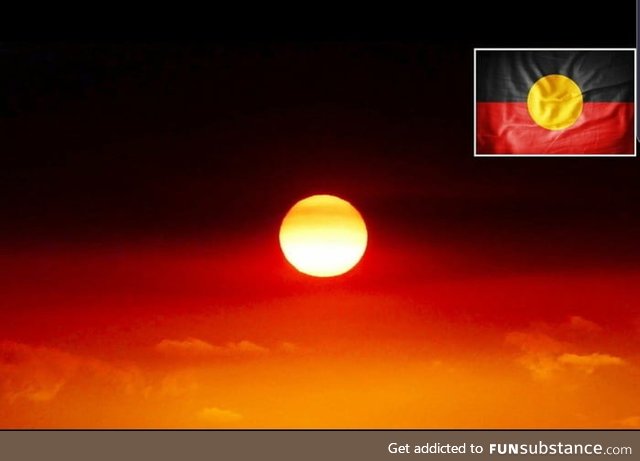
[199,406,243,424]
[278,341,300,353]
[0,340,79,402]
[226,340,269,355]
[567,316,602,333]
[0,340,142,403]
[155,338,217,355]
[615,416,640,428]
[505,331,566,379]
[1,336,301,406]
[506,327,625,380]
[557,353,624,374]
[157,371,201,398]
[155,338,269,357]
[506,331,566,355]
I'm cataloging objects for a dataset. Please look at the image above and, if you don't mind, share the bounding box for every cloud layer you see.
[155,338,269,357]
[506,316,626,379]
[0,340,141,403]
[199,406,243,424]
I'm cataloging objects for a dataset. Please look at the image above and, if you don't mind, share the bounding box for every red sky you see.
[1,226,639,428]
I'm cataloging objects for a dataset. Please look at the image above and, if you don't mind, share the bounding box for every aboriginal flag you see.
[476,50,634,155]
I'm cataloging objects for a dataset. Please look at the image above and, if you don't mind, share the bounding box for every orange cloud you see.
[557,353,624,374]
[157,371,201,398]
[615,416,640,428]
[227,340,269,355]
[506,322,625,379]
[155,337,217,355]
[0,340,79,402]
[199,406,243,424]
[278,341,300,353]
[0,340,143,403]
[505,331,567,379]
[568,316,602,333]
[155,338,269,357]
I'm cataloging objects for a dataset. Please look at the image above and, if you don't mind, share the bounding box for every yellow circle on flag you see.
[527,74,583,130]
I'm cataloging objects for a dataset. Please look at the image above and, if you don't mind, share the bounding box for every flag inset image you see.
[475,49,635,155]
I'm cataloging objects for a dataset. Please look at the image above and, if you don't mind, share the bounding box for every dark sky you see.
[1,4,638,273]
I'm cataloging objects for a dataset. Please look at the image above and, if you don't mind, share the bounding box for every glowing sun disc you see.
[279,194,368,277]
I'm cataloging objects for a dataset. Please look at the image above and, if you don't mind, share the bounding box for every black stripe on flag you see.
[476,50,634,102]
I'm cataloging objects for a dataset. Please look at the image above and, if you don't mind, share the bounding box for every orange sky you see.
[1,232,639,428]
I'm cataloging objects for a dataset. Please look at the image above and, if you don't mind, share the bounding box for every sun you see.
[279,194,368,277]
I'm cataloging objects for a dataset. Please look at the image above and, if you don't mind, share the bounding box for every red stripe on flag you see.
[476,102,634,154]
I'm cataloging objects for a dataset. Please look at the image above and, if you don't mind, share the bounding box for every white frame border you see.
[473,48,637,158]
